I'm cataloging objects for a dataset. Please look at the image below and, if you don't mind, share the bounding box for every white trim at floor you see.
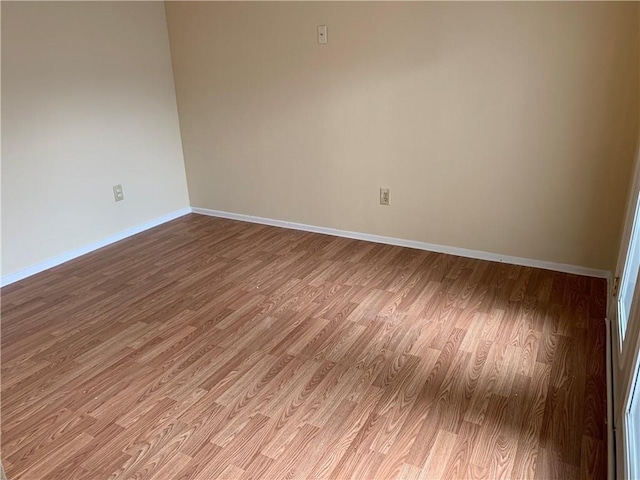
[192,207,610,279]
[0,207,192,287]
[1,205,611,288]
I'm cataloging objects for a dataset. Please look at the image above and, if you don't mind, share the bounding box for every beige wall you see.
[166,1,639,271]
[614,7,640,279]
[1,1,189,277]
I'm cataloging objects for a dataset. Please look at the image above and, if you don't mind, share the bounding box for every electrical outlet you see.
[113,184,124,202]
[380,188,390,206]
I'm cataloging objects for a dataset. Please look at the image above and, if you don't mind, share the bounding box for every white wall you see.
[1,1,189,277]
[166,1,639,272]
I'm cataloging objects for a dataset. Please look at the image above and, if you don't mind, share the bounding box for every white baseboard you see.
[2,205,611,288]
[0,207,192,287]
[192,207,611,279]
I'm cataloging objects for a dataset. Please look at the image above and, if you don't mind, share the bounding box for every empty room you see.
[2,1,640,479]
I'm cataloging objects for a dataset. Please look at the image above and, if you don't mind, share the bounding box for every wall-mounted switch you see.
[113,184,124,202]
[317,25,328,44]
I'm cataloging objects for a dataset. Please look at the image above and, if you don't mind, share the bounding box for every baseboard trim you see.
[3,206,610,287]
[0,207,192,287]
[192,207,611,279]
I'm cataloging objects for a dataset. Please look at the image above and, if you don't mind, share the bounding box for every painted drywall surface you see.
[1,1,189,276]
[613,6,640,284]
[166,1,639,271]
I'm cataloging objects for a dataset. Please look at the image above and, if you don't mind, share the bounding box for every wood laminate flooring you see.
[1,214,608,479]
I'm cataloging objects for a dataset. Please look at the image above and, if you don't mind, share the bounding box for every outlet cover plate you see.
[113,184,124,202]
[380,188,390,206]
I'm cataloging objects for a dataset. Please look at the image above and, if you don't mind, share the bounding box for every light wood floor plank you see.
[1,214,607,479]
